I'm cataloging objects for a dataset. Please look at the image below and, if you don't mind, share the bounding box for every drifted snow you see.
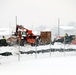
[0,43,76,53]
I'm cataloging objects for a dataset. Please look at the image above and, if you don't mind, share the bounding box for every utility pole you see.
[58,18,60,36]
[50,31,51,57]
[16,16,20,61]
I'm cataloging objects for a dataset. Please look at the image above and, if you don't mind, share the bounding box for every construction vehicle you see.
[52,35,75,45]
[15,25,37,46]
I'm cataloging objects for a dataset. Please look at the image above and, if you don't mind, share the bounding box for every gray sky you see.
[0,0,76,28]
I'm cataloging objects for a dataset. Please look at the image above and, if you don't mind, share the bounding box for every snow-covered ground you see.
[0,56,76,75]
[0,43,76,75]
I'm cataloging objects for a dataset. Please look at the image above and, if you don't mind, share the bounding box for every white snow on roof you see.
[60,26,75,30]
[41,28,51,31]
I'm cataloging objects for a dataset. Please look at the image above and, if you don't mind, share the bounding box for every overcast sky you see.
[0,0,76,28]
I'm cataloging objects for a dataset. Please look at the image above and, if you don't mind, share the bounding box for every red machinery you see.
[15,25,37,44]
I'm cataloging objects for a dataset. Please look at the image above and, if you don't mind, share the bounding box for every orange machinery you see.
[15,25,37,44]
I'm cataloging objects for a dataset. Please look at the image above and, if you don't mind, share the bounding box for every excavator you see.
[15,25,37,46]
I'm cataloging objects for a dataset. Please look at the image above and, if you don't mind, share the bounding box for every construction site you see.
[0,17,76,64]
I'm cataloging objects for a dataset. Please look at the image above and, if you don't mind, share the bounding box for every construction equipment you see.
[15,25,37,46]
[52,35,75,45]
